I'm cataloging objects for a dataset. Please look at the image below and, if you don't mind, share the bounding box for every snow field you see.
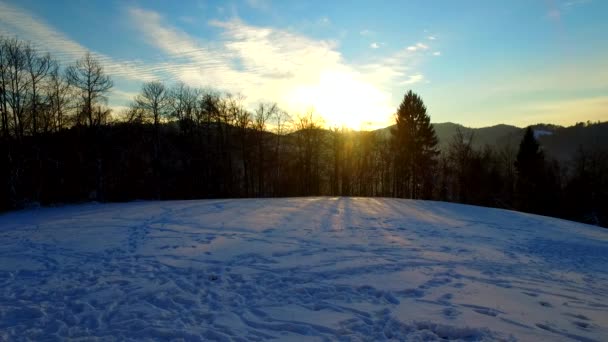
[0,197,607,341]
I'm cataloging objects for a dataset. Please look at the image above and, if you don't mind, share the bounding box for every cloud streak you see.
[406,43,429,52]
[127,6,433,128]
[0,1,160,82]
[0,1,436,129]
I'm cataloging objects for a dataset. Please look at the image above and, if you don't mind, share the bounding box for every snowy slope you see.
[1,198,607,341]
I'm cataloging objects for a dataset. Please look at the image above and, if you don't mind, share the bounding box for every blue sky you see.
[1,0,606,129]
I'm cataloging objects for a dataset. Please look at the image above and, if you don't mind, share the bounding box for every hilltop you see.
[1,198,607,340]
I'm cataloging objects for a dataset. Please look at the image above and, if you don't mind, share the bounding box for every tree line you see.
[1,36,606,227]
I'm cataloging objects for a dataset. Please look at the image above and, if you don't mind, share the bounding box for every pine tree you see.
[391,90,439,199]
[514,127,546,213]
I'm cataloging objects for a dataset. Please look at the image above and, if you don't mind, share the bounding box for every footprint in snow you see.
[442,307,461,319]
[461,304,504,317]
[438,293,453,304]
[535,323,552,331]
[474,308,499,317]
[564,313,590,321]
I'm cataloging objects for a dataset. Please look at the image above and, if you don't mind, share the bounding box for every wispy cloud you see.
[0,1,157,82]
[433,51,441,56]
[370,42,380,49]
[127,7,432,128]
[563,0,591,8]
[400,74,424,85]
[111,89,140,102]
[0,1,436,129]
[406,43,429,52]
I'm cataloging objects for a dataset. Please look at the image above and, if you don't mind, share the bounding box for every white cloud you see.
[433,51,441,56]
[127,7,430,129]
[370,42,380,49]
[0,1,157,82]
[1,1,434,129]
[111,89,139,102]
[400,74,424,85]
[406,42,429,52]
[360,29,373,36]
[427,36,436,40]
[0,0,439,129]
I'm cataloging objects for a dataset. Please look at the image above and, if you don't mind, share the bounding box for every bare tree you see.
[253,102,278,195]
[135,81,171,198]
[447,128,475,202]
[498,136,518,206]
[135,81,170,128]
[231,96,252,196]
[4,38,29,138]
[91,104,112,125]
[124,102,146,124]
[45,61,71,132]
[24,44,51,135]
[294,110,324,195]
[66,52,113,127]
[0,37,9,138]
[269,108,291,196]
[170,82,198,134]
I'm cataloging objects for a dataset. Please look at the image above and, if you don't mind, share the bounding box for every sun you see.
[284,69,394,130]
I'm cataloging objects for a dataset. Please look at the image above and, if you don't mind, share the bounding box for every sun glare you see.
[285,69,394,130]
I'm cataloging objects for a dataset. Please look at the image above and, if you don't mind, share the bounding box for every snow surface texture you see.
[1,198,607,341]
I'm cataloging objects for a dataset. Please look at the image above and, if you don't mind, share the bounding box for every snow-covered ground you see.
[1,198,607,341]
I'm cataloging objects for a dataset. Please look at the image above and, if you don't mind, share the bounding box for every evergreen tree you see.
[390,90,438,199]
[514,127,546,213]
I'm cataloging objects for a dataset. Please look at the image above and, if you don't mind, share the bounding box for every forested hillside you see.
[383,121,608,161]
[1,36,606,227]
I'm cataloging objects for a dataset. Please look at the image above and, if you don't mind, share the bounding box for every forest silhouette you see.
[1,36,606,227]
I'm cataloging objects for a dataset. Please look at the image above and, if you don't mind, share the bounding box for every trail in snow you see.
[0,197,607,341]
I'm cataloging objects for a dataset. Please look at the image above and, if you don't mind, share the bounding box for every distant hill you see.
[533,122,608,161]
[431,122,522,151]
[374,121,608,161]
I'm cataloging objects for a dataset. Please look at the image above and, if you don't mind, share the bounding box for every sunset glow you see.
[0,0,606,128]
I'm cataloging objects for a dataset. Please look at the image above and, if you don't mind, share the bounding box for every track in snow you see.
[1,197,607,341]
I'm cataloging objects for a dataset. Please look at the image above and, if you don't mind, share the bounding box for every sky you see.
[0,0,606,129]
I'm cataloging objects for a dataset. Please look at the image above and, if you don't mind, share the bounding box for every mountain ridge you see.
[371,121,608,161]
